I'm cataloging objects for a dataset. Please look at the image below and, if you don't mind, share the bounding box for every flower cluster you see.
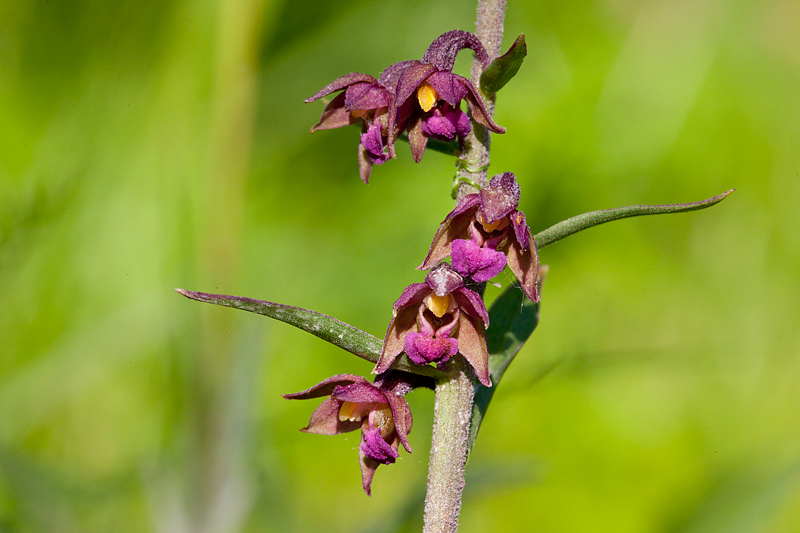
[305,30,505,183]
[287,31,539,497]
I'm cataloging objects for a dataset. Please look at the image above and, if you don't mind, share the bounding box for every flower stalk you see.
[423,358,475,533]
[424,1,507,531]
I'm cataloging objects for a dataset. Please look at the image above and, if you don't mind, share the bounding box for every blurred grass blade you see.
[468,280,541,452]
[533,189,734,250]
[480,34,527,94]
[176,289,444,378]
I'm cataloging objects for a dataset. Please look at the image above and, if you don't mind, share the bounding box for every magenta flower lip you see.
[420,172,540,303]
[377,263,492,386]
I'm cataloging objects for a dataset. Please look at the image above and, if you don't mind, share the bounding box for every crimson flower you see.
[389,30,505,162]
[376,262,491,386]
[420,172,540,303]
[304,62,413,183]
[283,371,422,495]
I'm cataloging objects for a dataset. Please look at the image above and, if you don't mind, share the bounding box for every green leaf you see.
[533,189,735,250]
[176,289,445,379]
[468,282,541,452]
[480,34,527,95]
[398,133,460,157]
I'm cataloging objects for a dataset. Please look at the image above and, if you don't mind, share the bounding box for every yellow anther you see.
[425,293,453,318]
[417,82,439,112]
[339,401,369,422]
[477,212,505,233]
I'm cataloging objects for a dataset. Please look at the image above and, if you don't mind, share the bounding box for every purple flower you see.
[283,372,418,495]
[305,62,416,183]
[420,172,540,303]
[389,30,506,162]
[376,262,492,386]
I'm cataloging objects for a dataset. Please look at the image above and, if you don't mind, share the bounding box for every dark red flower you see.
[420,172,540,303]
[376,263,491,386]
[283,372,419,495]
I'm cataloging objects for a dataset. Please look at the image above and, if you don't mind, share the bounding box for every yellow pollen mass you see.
[417,83,439,112]
[477,211,504,233]
[426,293,452,318]
[481,218,503,233]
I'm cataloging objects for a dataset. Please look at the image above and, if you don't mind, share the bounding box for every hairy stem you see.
[424,1,507,531]
[423,359,475,533]
[455,0,507,203]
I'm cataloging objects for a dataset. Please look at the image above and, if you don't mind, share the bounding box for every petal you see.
[310,92,354,132]
[382,392,414,453]
[510,209,531,249]
[360,122,389,162]
[452,287,490,326]
[462,82,506,134]
[418,196,481,270]
[360,427,399,464]
[404,332,458,365]
[456,314,491,387]
[305,72,377,103]
[424,263,464,297]
[345,82,389,111]
[407,115,429,163]
[505,236,540,303]
[479,172,521,223]
[425,71,469,108]
[333,382,389,404]
[422,30,489,71]
[357,143,374,184]
[375,306,419,374]
[301,397,362,435]
[282,374,367,400]
[451,239,507,281]
[393,283,431,310]
[359,447,380,496]
[378,60,417,89]
[393,62,437,115]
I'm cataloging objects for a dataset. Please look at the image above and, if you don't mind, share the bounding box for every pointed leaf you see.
[468,281,541,452]
[480,34,527,95]
[176,289,445,379]
[534,189,735,250]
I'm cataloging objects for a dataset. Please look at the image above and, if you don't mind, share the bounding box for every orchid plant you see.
[177,1,732,531]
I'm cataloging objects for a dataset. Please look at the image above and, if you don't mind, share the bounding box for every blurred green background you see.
[2,0,799,531]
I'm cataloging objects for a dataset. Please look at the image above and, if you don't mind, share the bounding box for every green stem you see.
[423,359,475,533]
[533,189,735,249]
[424,2,507,531]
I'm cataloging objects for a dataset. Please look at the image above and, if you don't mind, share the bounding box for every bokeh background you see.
[2,0,799,531]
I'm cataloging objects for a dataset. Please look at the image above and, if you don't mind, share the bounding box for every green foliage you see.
[480,34,528,95]
[2,0,800,532]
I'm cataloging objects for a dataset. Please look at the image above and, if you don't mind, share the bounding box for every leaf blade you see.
[534,189,734,250]
[176,289,445,378]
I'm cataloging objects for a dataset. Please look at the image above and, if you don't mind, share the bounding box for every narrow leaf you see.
[176,289,445,379]
[468,281,541,452]
[480,34,527,95]
[533,189,734,250]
